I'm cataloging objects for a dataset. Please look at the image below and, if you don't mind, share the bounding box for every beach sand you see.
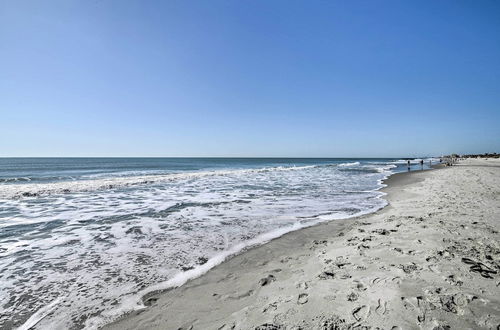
[103,158,500,330]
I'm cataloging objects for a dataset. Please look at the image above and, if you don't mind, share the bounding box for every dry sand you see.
[103,158,500,330]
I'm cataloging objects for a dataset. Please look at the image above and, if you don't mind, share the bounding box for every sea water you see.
[0,158,431,329]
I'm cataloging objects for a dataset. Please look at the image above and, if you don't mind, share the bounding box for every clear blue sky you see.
[1,0,499,157]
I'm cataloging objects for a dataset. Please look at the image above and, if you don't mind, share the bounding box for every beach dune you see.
[104,158,500,330]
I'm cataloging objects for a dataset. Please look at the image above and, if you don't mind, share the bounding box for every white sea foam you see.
[2,160,398,330]
[0,165,318,200]
[337,161,360,167]
[84,199,388,330]
[16,297,62,330]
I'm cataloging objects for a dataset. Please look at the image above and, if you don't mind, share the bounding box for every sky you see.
[1,0,499,157]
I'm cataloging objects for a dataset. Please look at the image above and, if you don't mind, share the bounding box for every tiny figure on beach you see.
[407,160,411,171]
[420,159,424,170]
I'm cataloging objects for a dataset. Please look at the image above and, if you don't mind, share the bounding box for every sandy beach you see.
[3,2,499,329]
[104,158,500,330]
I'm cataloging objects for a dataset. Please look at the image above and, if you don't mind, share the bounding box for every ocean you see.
[0,157,432,329]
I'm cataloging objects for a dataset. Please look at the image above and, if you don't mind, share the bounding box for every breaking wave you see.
[0,165,318,199]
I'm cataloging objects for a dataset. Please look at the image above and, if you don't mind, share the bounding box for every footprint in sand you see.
[333,256,352,269]
[401,296,417,311]
[416,296,429,322]
[357,243,370,251]
[361,236,373,242]
[428,264,440,273]
[259,275,276,286]
[319,315,348,329]
[297,293,309,304]
[452,293,470,307]
[375,298,388,315]
[353,280,367,291]
[393,247,404,254]
[371,276,392,285]
[311,239,328,246]
[352,305,370,321]
[372,228,391,235]
[462,257,498,279]
[225,289,255,300]
[399,263,420,274]
[263,302,278,313]
[318,269,335,280]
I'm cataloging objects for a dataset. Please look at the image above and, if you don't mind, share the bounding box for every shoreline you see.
[3,160,426,330]
[85,168,400,329]
[101,167,436,329]
[104,159,499,329]
[85,169,400,329]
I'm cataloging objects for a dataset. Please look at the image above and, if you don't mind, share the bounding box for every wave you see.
[376,164,397,172]
[82,199,387,330]
[337,164,395,174]
[337,161,360,167]
[338,168,379,174]
[81,170,174,179]
[0,165,318,199]
[0,177,32,183]
[0,162,402,200]
[6,159,397,329]
[17,297,62,330]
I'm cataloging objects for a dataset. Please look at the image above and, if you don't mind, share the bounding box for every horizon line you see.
[0,155,441,159]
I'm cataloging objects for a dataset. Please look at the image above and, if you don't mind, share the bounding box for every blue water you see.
[0,157,429,184]
[0,158,432,329]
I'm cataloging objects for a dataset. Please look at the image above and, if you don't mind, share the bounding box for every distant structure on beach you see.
[439,152,499,166]
[459,152,499,159]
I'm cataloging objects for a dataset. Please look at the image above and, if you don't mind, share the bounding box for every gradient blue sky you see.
[1,0,499,157]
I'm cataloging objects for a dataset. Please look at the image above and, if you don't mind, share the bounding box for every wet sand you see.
[103,158,500,330]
